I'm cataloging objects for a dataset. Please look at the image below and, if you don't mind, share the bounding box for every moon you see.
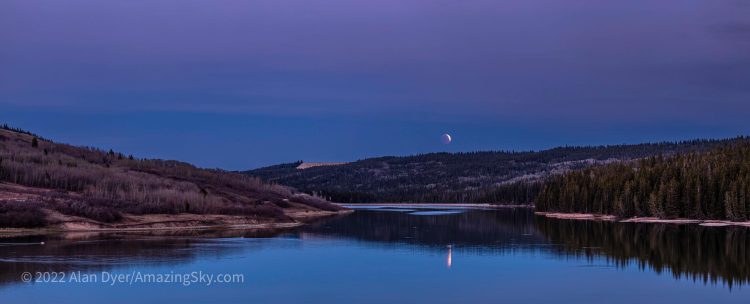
[441,133,452,144]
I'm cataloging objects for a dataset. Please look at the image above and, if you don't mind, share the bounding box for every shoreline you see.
[535,212,750,227]
[0,209,352,237]
[339,203,533,208]
[0,222,304,236]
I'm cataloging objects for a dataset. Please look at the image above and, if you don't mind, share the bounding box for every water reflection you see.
[446,245,452,269]
[0,229,285,287]
[290,207,750,287]
[293,208,544,252]
[0,207,748,291]
[536,217,750,287]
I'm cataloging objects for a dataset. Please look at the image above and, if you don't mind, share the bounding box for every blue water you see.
[0,207,748,303]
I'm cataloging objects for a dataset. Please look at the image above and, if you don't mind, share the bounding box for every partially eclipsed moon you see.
[441,133,452,144]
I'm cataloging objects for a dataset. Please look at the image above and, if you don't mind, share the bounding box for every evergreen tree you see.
[536,140,750,220]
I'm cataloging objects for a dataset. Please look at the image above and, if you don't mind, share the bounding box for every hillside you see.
[0,125,345,230]
[245,139,744,204]
[536,139,750,221]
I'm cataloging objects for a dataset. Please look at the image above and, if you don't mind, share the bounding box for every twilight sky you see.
[1,0,749,169]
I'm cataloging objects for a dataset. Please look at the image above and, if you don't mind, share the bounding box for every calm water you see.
[1,206,749,303]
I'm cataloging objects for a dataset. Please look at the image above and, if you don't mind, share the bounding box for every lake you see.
[1,206,748,303]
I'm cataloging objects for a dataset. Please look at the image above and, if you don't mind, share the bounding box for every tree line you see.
[247,138,742,204]
[535,139,750,220]
[0,126,341,227]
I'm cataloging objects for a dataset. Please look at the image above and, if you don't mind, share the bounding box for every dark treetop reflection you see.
[0,207,748,302]
[294,208,544,252]
[293,207,750,287]
[536,217,750,288]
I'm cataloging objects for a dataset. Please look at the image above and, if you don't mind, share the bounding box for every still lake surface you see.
[1,206,749,303]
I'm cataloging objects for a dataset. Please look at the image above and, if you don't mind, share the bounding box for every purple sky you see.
[1,0,749,169]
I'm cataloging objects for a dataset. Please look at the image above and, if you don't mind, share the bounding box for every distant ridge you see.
[245,137,748,204]
[296,162,349,170]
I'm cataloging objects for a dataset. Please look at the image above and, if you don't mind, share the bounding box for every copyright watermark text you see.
[21,271,244,286]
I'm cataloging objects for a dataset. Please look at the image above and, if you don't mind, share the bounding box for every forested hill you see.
[244,138,744,204]
[0,125,343,229]
[536,138,750,221]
